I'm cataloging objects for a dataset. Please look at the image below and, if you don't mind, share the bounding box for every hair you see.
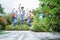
[21,7,24,9]
[29,11,31,12]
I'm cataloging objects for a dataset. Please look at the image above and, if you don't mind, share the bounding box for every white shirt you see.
[20,9,25,15]
[13,10,18,18]
[26,12,31,17]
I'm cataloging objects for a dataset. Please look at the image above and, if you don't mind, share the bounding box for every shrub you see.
[5,25,13,30]
[21,24,29,30]
[4,14,12,25]
[0,17,7,30]
[32,13,51,32]
[14,25,20,30]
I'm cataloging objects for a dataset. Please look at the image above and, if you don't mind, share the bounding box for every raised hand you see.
[18,4,21,11]
[19,4,21,6]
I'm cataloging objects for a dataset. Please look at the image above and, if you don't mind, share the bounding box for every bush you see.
[4,14,12,25]
[21,24,29,30]
[5,24,20,30]
[0,25,2,30]
[5,25,13,30]
[31,13,52,32]
[14,25,20,30]
[5,24,29,30]
[32,0,60,32]
[0,17,7,30]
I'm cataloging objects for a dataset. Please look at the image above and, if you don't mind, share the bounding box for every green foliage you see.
[0,17,7,30]
[5,24,29,30]
[40,0,60,32]
[17,17,20,25]
[41,5,50,13]
[0,4,7,30]
[32,13,50,32]
[5,24,21,30]
[5,25,14,30]
[32,8,40,15]
[32,0,60,32]
[0,4,4,14]
[14,25,20,30]
[21,24,29,30]
[4,13,12,25]
[0,25,2,30]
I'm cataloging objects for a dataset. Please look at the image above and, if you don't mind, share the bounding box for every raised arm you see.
[18,4,21,11]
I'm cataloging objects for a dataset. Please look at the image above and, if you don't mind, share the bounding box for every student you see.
[26,11,32,27]
[18,4,25,27]
[12,8,18,27]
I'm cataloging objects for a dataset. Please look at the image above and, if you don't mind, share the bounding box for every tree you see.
[39,0,60,32]
[0,4,7,30]
[0,4,4,14]
[32,0,60,32]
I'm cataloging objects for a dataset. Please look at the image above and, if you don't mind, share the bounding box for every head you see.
[13,8,15,10]
[21,7,24,10]
[29,11,31,12]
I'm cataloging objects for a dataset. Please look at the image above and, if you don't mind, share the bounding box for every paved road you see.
[0,31,60,40]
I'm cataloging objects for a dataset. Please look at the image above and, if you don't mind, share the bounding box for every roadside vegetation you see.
[0,0,60,32]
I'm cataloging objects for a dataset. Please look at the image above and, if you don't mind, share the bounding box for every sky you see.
[0,0,40,13]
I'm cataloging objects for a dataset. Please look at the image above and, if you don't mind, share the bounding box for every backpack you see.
[11,13,15,19]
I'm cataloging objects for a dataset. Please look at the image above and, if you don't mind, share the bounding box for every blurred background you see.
[0,0,60,32]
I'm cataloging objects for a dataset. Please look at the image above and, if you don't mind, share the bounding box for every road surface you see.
[0,31,60,40]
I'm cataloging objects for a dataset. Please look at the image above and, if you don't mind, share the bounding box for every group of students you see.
[11,4,32,28]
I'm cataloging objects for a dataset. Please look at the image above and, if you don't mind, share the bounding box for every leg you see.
[14,22,16,27]
[13,18,17,27]
[20,15,24,27]
[26,17,32,27]
[13,18,15,27]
